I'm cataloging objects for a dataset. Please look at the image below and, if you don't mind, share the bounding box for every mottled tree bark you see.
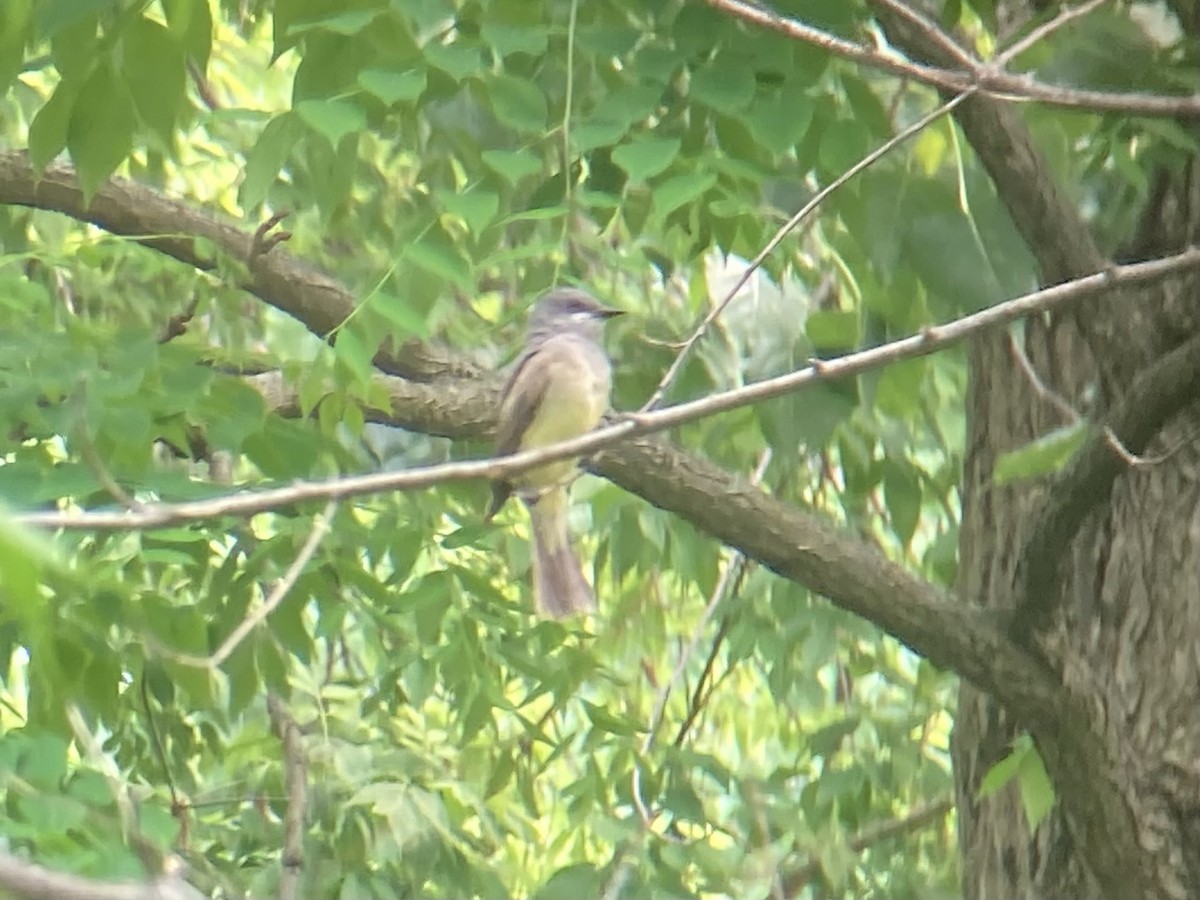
[901,1,1200,894]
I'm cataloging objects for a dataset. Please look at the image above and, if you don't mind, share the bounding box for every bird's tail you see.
[528,489,596,618]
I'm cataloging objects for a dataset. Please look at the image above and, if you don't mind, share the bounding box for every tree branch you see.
[0,151,473,382]
[6,153,1195,756]
[706,0,1200,119]
[1010,332,1200,642]
[642,90,972,411]
[267,695,309,900]
[0,852,205,900]
[13,250,1196,532]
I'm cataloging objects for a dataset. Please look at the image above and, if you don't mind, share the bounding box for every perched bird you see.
[485,288,623,617]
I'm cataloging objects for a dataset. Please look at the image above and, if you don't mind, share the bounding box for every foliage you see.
[0,0,1191,897]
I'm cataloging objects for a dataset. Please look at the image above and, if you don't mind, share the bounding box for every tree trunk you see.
[953,156,1200,899]
[866,1,1200,890]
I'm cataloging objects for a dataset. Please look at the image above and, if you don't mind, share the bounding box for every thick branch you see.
[0,852,204,900]
[0,151,472,382]
[4,154,1196,736]
[14,250,1197,531]
[590,433,1062,729]
[1010,332,1200,642]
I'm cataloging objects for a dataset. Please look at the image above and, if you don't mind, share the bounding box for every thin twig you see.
[267,695,309,900]
[642,90,974,411]
[14,250,1198,531]
[631,449,772,832]
[1008,330,1188,468]
[1007,331,1080,423]
[139,677,185,834]
[150,502,336,668]
[672,612,735,748]
[995,0,1110,65]
[872,0,978,68]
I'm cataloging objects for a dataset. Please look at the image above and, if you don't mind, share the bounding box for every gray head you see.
[527,288,623,343]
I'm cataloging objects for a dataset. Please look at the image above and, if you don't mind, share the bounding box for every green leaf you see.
[807,716,860,757]
[0,514,60,613]
[582,700,640,736]
[121,17,187,145]
[883,461,921,547]
[285,8,377,36]
[0,0,32,91]
[67,60,136,198]
[357,68,426,104]
[689,59,756,114]
[240,111,304,211]
[993,422,1087,485]
[875,357,926,419]
[480,21,548,57]
[817,118,872,177]
[979,734,1031,798]
[571,119,626,154]
[747,93,814,154]
[28,77,80,170]
[160,0,212,66]
[423,39,484,80]
[296,97,367,148]
[612,136,681,183]
[194,377,267,452]
[368,290,430,338]
[805,310,859,350]
[591,83,663,128]
[497,205,567,225]
[650,171,717,221]
[1017,743,1056,830]
[481,149,543,184]
[405,234,473,291]
[534,864,603,900]
[486,74,548,133]
[334,325,376,386]
[35,0,111,38]
[436,187,499,236]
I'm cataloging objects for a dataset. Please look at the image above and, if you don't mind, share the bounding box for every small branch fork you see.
[706,0,1200,119]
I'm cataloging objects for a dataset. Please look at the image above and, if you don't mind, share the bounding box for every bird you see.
[485,288,623,617]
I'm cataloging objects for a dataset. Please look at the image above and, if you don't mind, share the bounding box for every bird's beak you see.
[597,307,625,319]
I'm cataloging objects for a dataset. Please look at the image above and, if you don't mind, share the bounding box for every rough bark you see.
[872,2,1200,897]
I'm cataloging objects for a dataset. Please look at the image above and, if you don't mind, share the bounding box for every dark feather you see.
[485,346,549,520]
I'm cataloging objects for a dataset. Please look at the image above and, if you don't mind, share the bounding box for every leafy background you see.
[1,0,1191,897]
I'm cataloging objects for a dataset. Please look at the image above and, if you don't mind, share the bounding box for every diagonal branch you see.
[6,154,1194,755]
[0,851,205,900]
[0,151,472,383]
[13,250,1196,531]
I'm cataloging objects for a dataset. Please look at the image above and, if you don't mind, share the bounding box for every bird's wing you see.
[494,345,551,457]
[486,345,551,520]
